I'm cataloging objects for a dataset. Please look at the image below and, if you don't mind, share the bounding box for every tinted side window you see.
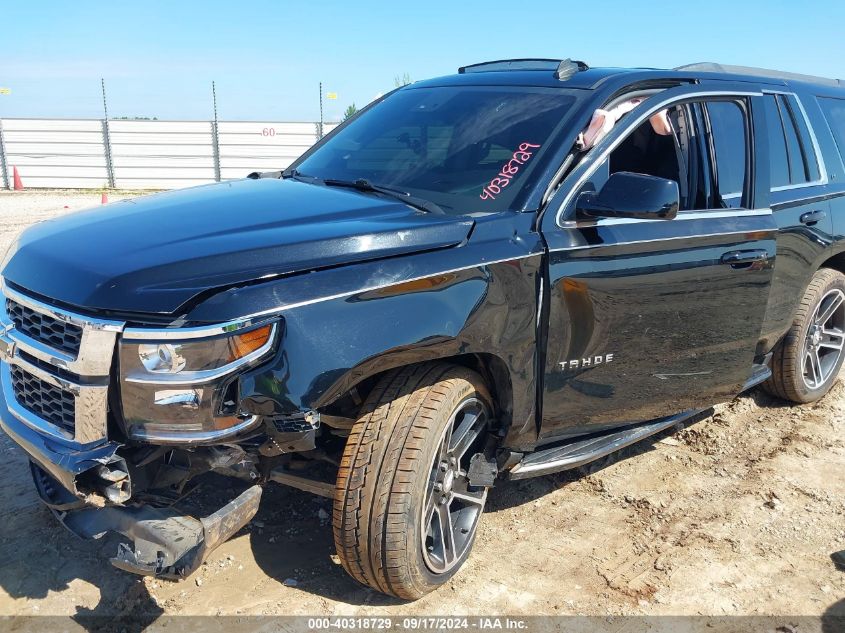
[785,95,821,181]
[780,97,807,183]
[763,95,792,188]
[707,101,747,206]
[818,96,845,165]
[763,94,821,187]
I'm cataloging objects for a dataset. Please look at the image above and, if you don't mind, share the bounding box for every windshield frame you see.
[285,82,587,215]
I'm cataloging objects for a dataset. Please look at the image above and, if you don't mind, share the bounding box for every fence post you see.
[211,81,221,182]
[211,121,221,182]
[0,119,9,190]
[101,119,116,189]
[318,81,324,140]
[100,79,115,188]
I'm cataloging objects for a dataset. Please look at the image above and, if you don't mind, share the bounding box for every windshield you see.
[295,86,578,215]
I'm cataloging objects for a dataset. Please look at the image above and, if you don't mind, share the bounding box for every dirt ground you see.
[0,191,842,624]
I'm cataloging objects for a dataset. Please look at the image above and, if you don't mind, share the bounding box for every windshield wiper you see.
[280,168,318,183]
[322,178,445,215]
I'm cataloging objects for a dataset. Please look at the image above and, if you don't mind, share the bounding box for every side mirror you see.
[576,172,679,220]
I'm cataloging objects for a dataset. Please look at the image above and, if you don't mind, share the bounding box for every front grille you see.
[6,299,83,356]
[10,365,75,435]
[1,287,123,443]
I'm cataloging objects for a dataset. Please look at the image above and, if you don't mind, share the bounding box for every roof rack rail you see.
[458,58,589,80]
[675,62,843,87]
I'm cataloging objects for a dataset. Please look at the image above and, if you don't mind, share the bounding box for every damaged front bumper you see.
[30,454,262,578]
[1,403,262,578]
[61,483,262,577]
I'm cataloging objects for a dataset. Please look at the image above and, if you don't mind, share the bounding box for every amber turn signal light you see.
[228,325,273,361]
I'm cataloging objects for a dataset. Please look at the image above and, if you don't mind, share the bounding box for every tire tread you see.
[333,362,488,599]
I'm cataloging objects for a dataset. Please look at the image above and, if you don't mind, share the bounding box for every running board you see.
[742,359,772,391]
[507,410,703,480]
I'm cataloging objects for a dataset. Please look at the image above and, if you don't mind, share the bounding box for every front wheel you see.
[333,363,493,599]
[764,268,845,403]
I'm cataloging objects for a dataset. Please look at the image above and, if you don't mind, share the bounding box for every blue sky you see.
[1,0,843,122]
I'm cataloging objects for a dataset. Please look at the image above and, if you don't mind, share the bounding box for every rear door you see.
[755,91,834,348]
[538,84,777,441]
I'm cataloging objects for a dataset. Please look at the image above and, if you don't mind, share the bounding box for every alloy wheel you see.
[802,288,845,390]
[421,397,489,574]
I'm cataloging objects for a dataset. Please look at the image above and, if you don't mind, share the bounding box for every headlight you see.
[123,324,275,383]
[118,322,278,443]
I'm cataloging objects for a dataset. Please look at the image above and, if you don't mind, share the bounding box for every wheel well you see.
[455,353,514,434]
[320,353,514,435]
[820,252,845,276]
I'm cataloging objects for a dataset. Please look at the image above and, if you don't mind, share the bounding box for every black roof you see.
[410,58,844,92]
[675,62,843,88]
[413,66,650,90]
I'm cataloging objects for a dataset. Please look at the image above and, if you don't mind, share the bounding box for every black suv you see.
[2,59,844,599]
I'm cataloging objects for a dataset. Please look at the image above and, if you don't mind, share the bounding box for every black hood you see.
[2,179,474,315]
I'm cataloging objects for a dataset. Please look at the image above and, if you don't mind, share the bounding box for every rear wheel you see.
[764,268,845,403]
[333,362,493,599]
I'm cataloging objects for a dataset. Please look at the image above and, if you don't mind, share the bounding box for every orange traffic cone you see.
[12,166,23,191]
[101,192,108,204]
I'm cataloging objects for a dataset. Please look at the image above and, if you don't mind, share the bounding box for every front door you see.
[538,85,777,442]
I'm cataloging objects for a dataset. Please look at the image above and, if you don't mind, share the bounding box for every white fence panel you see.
[114,155,215,168]
[109,120,212,133]
[111,145,214,157]
[217,120,320,179]
[5,142,107,156]
[0,118,339,190]
[108,120,216,189]
[10,155,107,168]
[5,131,105,144]
[2,119,108,188]
[218,121,317,134]
[2,119,104,132]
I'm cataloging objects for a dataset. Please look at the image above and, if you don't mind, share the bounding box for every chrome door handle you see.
[800,210,826,225]
[720,249,769,268]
